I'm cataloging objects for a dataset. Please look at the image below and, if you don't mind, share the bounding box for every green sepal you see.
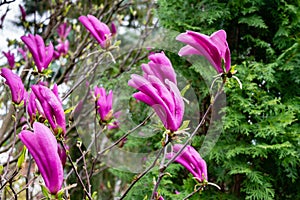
[41,185,51,199]
[91,191,98,199]
[179,120,190,131]
[54,189,65,200]
[64,106,74,114]
[181,84,191,97]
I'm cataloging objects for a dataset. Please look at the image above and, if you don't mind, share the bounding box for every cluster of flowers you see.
[1,9,231,196]
[1,13,117,195]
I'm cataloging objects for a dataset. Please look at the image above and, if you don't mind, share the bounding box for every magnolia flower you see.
[21,34,54,72]
[2,51,15,69]
[31,85,66,135]
[54,22,71,59]
[19,122,63,194]
[128,52,184,132]
[18,47,27,60]
[57,143,68,166]
[108,111,121,130]
[94,86,113,122]
[57,22,71,40]
[177,30,231,74]
[79,15,111,49]
[111,22,117,36]
[154,192,164,200]
[19,5,26,21]
[1,68,25,104]
[166,144,208,182]
[142,51,177,85]
[55,39,69,56]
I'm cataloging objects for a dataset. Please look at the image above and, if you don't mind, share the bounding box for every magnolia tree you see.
[0,1,241,199]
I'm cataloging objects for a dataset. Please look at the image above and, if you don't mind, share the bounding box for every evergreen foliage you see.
[156,0,300,199]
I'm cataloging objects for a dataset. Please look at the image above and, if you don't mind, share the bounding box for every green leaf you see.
[17,146,27,169]
[41,185,50,199]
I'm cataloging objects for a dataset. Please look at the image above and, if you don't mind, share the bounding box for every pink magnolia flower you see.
[154,192,164,200]
[18,47,27,60]
[19,122,63,194]
[111,22,117,36]
[57,143,68,166]
[79,14,111,49]
[94,86,113,122]
[57,22,71,40]
[176,30,231,74]
[31,85,66,135]
[21,34,54,72]
[2,51,15,69]
[166,144,208,182]
[19,5,26,21]
[108,110,121,130]
[55,39,69,56]
[1,68,25,104]
[27,91,40,123]
[128,52,184,132]
[142,52,177,85]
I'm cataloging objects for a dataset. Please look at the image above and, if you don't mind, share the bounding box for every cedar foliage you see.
[156,0,300,199]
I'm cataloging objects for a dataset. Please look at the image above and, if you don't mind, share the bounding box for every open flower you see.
[31,85,66,135]
[94,86,113,122]
[166,144,208,182]
[21,34,54,72]
[19,122,63,194]
[2,51,15,69]
[177,30,231,74]
[128,52,184,132]
[1,68,25,104]
[79,14,111,49]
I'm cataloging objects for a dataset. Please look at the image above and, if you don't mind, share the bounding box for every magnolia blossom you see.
[54,23,71,59]
[111,22,117,36]
[19,5,26,21]
[79,15,111,49]
[166,144,208,182]
[31,85,66,135]
[57,22,71,40]
[2,51,15,69]
[27,91,40,122]
[128,52,184,132]
[18,47,27,60]
[54,40,69,59]
[107,111,121,130]
[1,68,25,104]
[19,122,63,194]
[56,39,69,55]
[94,86,113,122]
[21,34,54,72]
[154,192,164,200]
[57,143,68,166]
[177,30,231,74]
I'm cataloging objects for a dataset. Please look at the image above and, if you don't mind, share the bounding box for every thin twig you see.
[61,141,93,200]
[98,112,154,156]
[119,145,166,200]
[183,185,204,200]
